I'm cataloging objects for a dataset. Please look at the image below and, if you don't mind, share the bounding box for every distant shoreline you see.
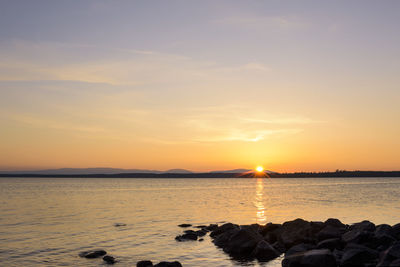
[1,171,400,178]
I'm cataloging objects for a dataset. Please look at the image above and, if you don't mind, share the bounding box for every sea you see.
[1,177,400,266]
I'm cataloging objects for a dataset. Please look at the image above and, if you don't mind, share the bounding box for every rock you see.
[79,249,107,258]
[195,229,207,237]
[279,218,314,248]
[137,260,153,267]
[213,228,240,248]
[349,220,376,232]
[205,224,218,231]
[392,223,400,239]
[390,259,400,266]
[317,225,344,242]
[340,244,378,267]
[114,223,127,227]
[183,230,196,234]
[194,225,207,229]
[310,221,325,235]
[175,232,198,241]
[222,227,263,256]
[103,255,116,264]
[317,238,343,251]
[153,261,182,267]
[251,240,280,261]
[282,249,336,267]
[342,229,373,244]
[285,243,316,258]
[178,224,192,228]
[376,224,395,238]
[210,223,239,237]
[259,223,281,236]
[198,238,204,241]
[325,218,346,229]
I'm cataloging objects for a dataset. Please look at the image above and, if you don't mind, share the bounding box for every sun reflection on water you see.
[255,178,267,224]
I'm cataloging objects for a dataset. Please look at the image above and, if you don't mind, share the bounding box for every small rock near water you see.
[178,224,192,228]
[79,249,107,258]
[137,260,153,267]
[153,261,182,267]
[103,255,116,264]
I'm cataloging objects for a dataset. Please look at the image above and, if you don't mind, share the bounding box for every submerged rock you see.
[178,224,192,228]
[79,249,107,258]
[153,261,182,267]
[282,249,336,267]
[114,223,127,227]
[175,232,198,241]
[103,255,116,264]
[137,260,153,267]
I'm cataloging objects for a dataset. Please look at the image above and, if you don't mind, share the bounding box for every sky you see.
[0,0,399,172]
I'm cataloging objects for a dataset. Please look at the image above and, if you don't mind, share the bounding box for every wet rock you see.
[178,224,192,228]
[114,223,127,227]
[251,240,280,261]
[183,230,196,234]
[317,225,344,242]
[194,225,207,229]
[349,220,376,232]
[175,232,198,241]
[317,238,343,251]
[137,260,153,267]
[198,238,204,241]
[392,223,400,239]
[195,229,207,237]
[103,255,116,264]
[342,229,373,244]
[282,249,336,267]
[204,224,218,231]
[153,261,182,267]
[210,223,239,237]
[279,218,314,248]
[222,227,263,256]
[213,228,240,248]
[285,243,315,258]
[79,249,107,258]
[340,244,378,267]
[324,218,346,229]
[259,223,281,237]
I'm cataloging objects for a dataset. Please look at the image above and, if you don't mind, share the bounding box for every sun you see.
[255,166,264,173]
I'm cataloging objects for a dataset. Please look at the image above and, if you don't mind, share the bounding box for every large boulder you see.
[324,218,346,229]
[317,238,343,251]
[222,227,263,257]
[285,243,316,258]
[103,256,116,264]
[342,229,373,244]
[392,223,400,239]
[137,261,153,267]
[251,240,280,261]
[278,218,314,249]
[210,223,239,237]
[282,249,336,267]
[340,244,378,267]
[349,220,376,232]
[259,223,281,236]
[317,225,344,242]
[213,228,240,248]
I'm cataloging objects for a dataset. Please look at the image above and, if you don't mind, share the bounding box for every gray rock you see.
[317,238,342,251]
[210,223,239,237]
[283,249,336,267]
[154,261,182,267]
[341,244,378,267]
[137,260,153,267]
[349,220,376,232]
[222,227,263,256]
[103,255,116,264]
[79,250,107,258]
[317,225,343,242]
[251,240,280,261]
[175,232,198,241]
[178,224,192,228]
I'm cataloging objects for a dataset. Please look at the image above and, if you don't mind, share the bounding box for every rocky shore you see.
[174,218,400,266]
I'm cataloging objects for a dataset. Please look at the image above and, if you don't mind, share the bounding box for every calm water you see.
[1,177,400,266]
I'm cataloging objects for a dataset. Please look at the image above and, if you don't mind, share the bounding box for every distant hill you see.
[0,167,193,175]
[210,168,277,174]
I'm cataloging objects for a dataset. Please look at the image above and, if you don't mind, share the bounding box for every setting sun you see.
[256,166,264,173]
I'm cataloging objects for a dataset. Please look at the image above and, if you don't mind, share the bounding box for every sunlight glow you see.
[256,166,264,173]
